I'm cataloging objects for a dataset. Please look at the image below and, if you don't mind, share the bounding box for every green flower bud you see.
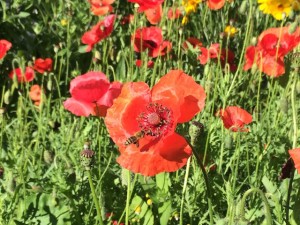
[189,121,205,147]
[80,143,95,171]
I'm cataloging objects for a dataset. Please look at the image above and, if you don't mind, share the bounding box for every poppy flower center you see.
[137,102,173,137]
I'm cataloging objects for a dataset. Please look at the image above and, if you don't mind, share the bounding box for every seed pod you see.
[47,78,52,91]
[224,134,233,149]
[279,97,289,114]
[80,143,95,171]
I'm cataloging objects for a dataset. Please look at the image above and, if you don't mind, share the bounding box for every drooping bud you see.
[43,150,54,164]
[239,1,247,14]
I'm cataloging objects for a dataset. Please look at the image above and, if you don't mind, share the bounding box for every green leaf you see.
[158,201,172,225]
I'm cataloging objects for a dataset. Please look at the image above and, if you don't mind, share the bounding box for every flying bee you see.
[124,131,145,147]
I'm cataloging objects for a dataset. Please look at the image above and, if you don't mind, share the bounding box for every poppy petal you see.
[117,133,191,176]
[63,98,94,117]
[105,82,151,147]
[151,70,206,123]
[70,71,110,103]
[288,148,300,174]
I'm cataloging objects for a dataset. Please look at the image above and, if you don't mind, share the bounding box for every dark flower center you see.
[137,102,173,137]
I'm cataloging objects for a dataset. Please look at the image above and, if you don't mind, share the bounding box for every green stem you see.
[186,139,213,225]
[179,157,191,225]
[239,188,272,225]
[125,170,131,225]
[87,170,104,225]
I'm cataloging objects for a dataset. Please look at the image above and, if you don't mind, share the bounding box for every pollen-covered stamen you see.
[137,102,173,137]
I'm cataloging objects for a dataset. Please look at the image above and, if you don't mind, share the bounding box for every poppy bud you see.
[279,97,289,114]
[43,150,54,164]
[224,134,233,149]
[4,89,10,104]
[7,175,16,194]
[47,78,52,91]
[250,37,257,46]
[121,168,129,186]
[250,63,258,75]
[296,80,300,94]
[288,10,295,20]
[0,167,4,179]
[80,142,95,171]
[289,21,298,34]
[204,65,210,76]
[189,121,205,147]
[239,1,247,14]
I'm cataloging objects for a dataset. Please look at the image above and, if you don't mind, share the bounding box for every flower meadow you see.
[0,0,300,224]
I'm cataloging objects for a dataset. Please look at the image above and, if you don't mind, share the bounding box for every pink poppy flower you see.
[81,14,115,52]
[63,71,122,117]
[9,67,35,83]
[0,40,12,60]
[33,58,53,74]
[167,7,182,19]
[217,106,252,132]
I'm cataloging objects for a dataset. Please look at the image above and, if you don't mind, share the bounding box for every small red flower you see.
[132,27,172,58]
[244,26,300,77]
[135,59,154,68]
[198,43,236,72]
[128,0,164,12]
[88,0,115,16]
[183,37,202,50]
[9,67,35,83]
[167,7,182,19]
[217,106,252,132]
[81,14,115,52]
[63,71,122,117]
[33,58,53,74]
[29,84,43,106]
[144,4,162,25]
[120,14,134,25]
[0,39,12,60]
[105,70,206,176]
[207,0,226,10]
[288,148,300,174]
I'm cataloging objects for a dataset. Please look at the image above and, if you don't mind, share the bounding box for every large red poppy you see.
[0,39,12,60]
[104,70,206,176]
[288,148,300,174]
[9,67,35,83]
[81,14,115,52]
[128,0,164,12]
[33,58,53,74]
[244,26,300,77]
[63,71,122,117]
[217,106,252,132]
[132,27,172,58]
[88,0,115,16]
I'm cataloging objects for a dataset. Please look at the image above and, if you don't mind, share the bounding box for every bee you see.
[124,131,145,147]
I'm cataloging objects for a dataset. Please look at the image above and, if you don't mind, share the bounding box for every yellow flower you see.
[224,25,238,37]
[60,19,68,26]
[258,0,293,20]
[134,206,141,215]
[181,0,201,24]
[146,199,153,205]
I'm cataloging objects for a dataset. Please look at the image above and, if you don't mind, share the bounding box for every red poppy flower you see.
[0,39,12,60]
[120,14,134,25]
[135,59,154,68]
[63,71,122,117]
[128,0,164,12]
[132,27,172,58]
[183,37,202,50]
[104,70,206,176]
[33,58,53,74]
[9,67,35,83]
[29,84,43,106]
[288,148,300,174]
[81,14,115,52]
[198,43,236,72]
[88,0,115,16]
[217,106,252,132]
[244,26,300,77]
[144,4,162,25]
[207,0,226,10]
[167,7,182,19]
